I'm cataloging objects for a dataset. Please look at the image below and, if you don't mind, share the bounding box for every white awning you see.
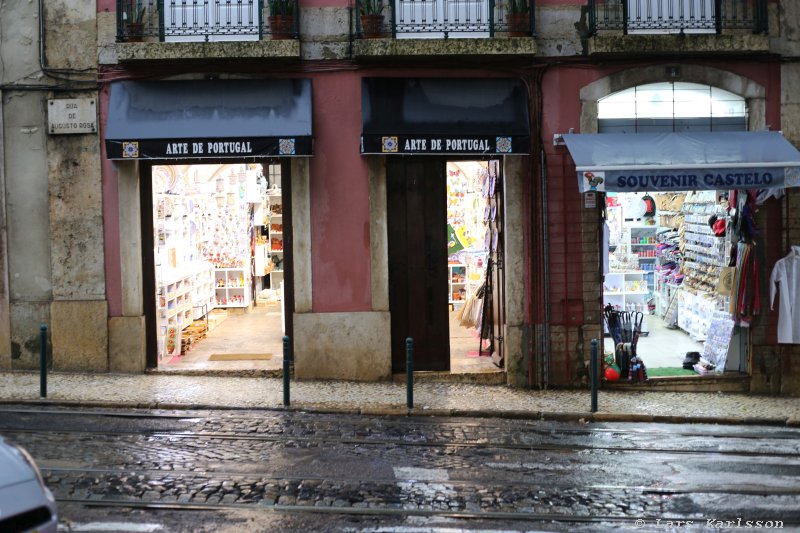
[563,131,800,193]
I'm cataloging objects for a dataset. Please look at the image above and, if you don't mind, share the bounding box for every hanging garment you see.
[769,245,800,344]
[730,242,760,326]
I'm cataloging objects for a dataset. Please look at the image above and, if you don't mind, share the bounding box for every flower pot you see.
[268,15,293,40]
[360,14,385,39]
[506,13,529,37]
[125,21,145,42]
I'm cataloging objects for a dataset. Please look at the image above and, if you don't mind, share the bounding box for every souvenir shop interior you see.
[152,163,285,369]
[603,190,757,381]
[446,161,500,371]
[151,160,498,372]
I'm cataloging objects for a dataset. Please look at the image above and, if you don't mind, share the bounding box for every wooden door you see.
[387,158,450,372]
[488,159,505,368]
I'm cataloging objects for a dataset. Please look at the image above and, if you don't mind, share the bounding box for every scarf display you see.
[730,241,760,326]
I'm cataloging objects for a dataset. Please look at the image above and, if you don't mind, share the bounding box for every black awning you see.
[361,78,530,155]
[105,79,312,160]
[564,132,800,193]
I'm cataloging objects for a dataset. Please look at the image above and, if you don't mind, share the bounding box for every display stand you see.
[448,263,467,306]
[214,267,251,307]
[676,191,730,341]
[267,190,284,295]
[702,310,735,371]
[629,226,657,292]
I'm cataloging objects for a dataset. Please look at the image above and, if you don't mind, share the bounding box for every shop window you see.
[598,82,747,133]
[599,82,749,379]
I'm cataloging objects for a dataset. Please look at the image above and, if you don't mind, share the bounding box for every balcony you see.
[114,0,300,62]
[353,0,537,58]
[586,0,769,55]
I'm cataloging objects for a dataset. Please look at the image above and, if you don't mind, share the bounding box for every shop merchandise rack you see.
[629,226,657,291]
[603,271,650,334]
[214,268,251,307]
[448,263,467,305]
[675,192,730,341]
[266,190,284,293]
[156,261,215,359]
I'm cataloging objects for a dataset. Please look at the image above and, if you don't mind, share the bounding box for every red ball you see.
[604,366,621,381]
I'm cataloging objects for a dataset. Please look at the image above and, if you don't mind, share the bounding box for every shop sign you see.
[48,98,97,135]
[579,167,800,193]
[361,135,529,155]
[105,137,312,159]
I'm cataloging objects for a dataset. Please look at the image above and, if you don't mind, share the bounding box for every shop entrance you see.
[143,161,292,371]
[603,190,746,380]
[387,158,503,374]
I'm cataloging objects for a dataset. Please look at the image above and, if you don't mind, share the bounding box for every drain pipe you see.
[540,148,551,390]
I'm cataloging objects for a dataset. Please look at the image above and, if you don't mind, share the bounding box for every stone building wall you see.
[0,0,104,370]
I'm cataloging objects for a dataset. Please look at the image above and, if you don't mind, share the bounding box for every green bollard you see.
[406,337,413,409]
[40,324,47,399]
[283,336,290,407]
[590,339,598,413]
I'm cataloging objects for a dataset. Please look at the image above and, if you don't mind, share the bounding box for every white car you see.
[0,436,58,533]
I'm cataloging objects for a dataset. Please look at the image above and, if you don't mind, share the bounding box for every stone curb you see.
[0,398,795,427]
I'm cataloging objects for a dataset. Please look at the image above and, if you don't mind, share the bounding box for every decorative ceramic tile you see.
[279,138,296,155]
[495,137,512,153]
[122,141,140,158]
[382,136,399,153]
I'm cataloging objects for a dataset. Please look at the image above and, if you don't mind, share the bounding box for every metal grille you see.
[116,0,299,41]
[588,0,768,35]
[355,0,535,38]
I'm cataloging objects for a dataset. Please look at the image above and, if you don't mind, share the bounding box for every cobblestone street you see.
[1,405,799,531]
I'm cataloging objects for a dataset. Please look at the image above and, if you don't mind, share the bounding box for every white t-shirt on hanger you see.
[769,245,800,344]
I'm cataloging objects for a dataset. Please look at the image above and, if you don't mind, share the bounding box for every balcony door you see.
[626,0,716,34]
[395,0,490,39]
[164,0,260,42]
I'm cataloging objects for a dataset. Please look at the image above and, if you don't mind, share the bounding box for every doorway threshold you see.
[605,372,750,393]
[392,370,506,385]
[147,368,283,378]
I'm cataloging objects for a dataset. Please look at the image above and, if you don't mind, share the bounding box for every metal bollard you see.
[283,336,290,407]
[406,337,413,409]
[590,339,598,413]
[40,324,47,399]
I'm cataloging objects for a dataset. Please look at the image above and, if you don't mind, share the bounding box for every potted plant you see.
[123,0,146,42]
[268,0,295,40]
[358,0,385,39]
[505,0,530,37]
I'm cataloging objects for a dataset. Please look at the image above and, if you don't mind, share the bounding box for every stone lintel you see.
[588,33,769,56]
[354,37,537,57]
[115,40,301,62]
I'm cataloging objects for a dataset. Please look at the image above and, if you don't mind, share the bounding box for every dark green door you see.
[387,158,450,372]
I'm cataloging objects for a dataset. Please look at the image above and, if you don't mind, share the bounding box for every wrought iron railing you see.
[355,0,535,39]
[116,0,299,42]
[588,0,767,35]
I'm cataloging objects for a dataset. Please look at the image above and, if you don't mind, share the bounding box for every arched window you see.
[597,82,747,133]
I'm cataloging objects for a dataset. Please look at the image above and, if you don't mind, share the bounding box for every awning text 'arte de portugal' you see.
[105,79,313,160]
[361,77,530,156]
[564,132,800,193]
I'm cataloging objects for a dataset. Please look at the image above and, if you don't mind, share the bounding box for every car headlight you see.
[10,444,48,490]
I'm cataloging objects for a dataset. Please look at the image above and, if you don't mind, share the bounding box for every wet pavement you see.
[1,406,798,532]
[1,370,800,425]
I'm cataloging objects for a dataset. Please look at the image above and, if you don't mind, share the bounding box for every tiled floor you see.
[604,312,705,368]
[159,304,501,376]
[159,304,284,372]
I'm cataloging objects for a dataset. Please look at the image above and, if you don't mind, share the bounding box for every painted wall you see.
[309,72,373,312]
[99,87,124,318]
